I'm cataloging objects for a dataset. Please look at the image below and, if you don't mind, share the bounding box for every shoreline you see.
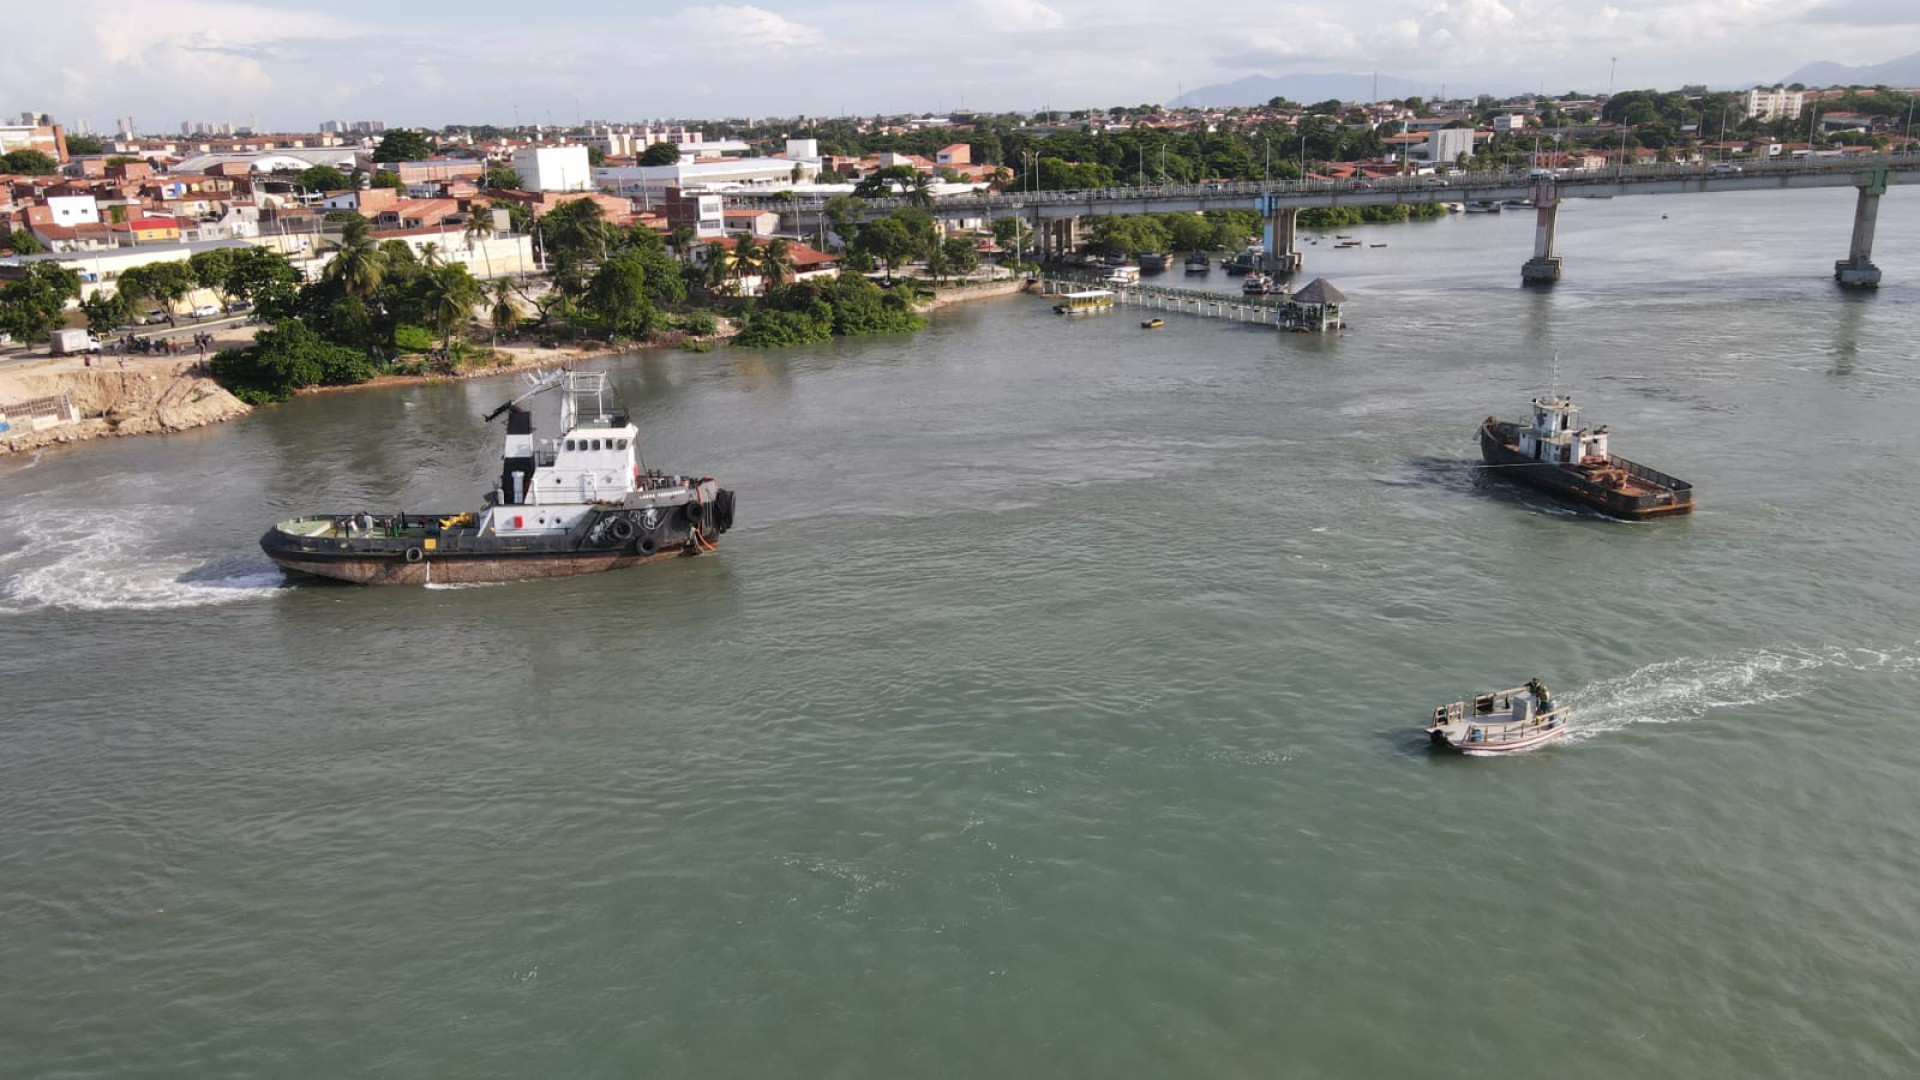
[0,279,1027,457]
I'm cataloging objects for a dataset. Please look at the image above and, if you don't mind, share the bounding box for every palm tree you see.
[323,216,384,298]
[731,234,763,294]
[419,242,443,268]
[702,240,732,294]
[489,279,519,347]
[421,264,484,353]
[668,224,696,263]
[906,174,935,209]
[761,238,795,291]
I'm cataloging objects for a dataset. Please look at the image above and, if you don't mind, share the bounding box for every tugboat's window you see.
[617,439,628,450]
[591,439,602,451]
[565,440,576,451]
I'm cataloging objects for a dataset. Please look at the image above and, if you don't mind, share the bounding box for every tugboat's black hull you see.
[262,492,736,585]
[1480,420,1692,519]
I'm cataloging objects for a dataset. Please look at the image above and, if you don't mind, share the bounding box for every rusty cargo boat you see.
[260,369,736,585]
[1480,395,1692,519]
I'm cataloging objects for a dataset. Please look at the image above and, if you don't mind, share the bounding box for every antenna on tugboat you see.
[1549,351,1560,402]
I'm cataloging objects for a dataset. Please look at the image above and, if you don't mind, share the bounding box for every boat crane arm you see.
[480,368,567,423]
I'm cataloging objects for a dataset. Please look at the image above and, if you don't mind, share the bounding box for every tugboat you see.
[1480,395,1693,518]
[1427,679,1569,754]
[259,369,737,585]
[1224,247,1261,275]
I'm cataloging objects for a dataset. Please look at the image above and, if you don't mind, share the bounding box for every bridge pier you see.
[1256,197,1302,276]
[1834,165,1890,290]
[1521,182,1561,286]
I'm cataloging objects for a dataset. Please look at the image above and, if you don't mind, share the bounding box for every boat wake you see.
[0,508,285,613]
[1561,644,1920,742]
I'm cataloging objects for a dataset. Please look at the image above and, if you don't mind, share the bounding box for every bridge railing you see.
[728,153,1916,216]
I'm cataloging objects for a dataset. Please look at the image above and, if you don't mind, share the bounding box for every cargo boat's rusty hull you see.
[1481,418,1692,519]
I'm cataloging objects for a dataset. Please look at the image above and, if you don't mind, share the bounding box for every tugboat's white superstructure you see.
[260,369,736,585]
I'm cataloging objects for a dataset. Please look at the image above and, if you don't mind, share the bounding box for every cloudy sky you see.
[5,0,1915,131]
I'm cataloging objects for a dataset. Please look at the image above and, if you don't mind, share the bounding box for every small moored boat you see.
[1138,252,1169,272]
[1141,317,1164,329]
[1427,679,1569,753]
[1242,271,1274,295]
[1480,394,1693,518]
[1184,251,1210,272]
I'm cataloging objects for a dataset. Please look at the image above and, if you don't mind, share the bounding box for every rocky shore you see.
[0,359,252,456]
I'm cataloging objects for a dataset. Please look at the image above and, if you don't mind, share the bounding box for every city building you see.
[1742,87,1805,121]
[511,145,593,191]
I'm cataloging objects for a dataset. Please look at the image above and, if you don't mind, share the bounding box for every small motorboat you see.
[1369,243,1387,248]
[1141,318,1164,329]
[1427,679,1569,754]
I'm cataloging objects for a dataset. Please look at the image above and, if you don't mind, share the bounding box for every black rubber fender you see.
[609,516,636,542]
[636,533,660,556]
[403,546,425,564]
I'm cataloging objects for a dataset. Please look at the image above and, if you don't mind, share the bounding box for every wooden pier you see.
[1040,273,1345,332]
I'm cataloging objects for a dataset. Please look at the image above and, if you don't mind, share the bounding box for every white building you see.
[1421,128,1476,165]
[45,195,100,227]
[593,156,818,198]
[1743,87,1805,122]
[512,145,593,192]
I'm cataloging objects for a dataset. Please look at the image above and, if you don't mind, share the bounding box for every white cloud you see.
[662,5,828,50]
[969,0,1069,31]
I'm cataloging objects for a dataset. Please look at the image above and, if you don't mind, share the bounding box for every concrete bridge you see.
[735,154,1919,290]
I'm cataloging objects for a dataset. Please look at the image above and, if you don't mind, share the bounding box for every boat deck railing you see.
[1606,455,1691,493]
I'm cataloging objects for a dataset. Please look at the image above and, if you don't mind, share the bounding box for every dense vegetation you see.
[733,275,923,348]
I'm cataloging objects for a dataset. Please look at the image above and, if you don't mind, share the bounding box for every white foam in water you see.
[1562,643,1920,742]
[0,508,285,613]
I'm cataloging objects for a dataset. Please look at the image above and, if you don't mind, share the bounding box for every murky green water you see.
[4,188,1919,1077]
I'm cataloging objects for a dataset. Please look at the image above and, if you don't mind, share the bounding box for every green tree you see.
[990,216,1031,254]
[640,141,680,166]
[582,252,658,338]
[116,260,196,315]
[489,279,520,345]
[80,290,134,333]
[188,247,239,307]
[1,149,59,175]
[538,197,611,289]
[587,145,607,167]
[373,129,433,163]
[372,169,406,191]
[420,263,484,349]
[853,216,916,280]
[65,134,104,156]
[940,236,980,278]
[824,194,862,248]
[854,164,922,199]
[482,166,522,190]
[6,228,42,254]
[323,217,386,299]
[0,263,83,342]
[222,247,300,316]
[761,238,795,290]
[209,319,377,403]
[298,165,349,191]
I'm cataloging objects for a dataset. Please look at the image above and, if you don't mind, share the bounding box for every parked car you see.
[190,304,220,318]
[1710,162,1744,174]
[1422,177,1450,187]
[142,310,169,324]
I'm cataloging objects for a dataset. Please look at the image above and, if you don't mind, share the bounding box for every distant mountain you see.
[1169,72,1510,108]
[1780,49,1920,88]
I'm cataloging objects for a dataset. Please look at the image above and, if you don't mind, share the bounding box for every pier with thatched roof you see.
[1038,273,1348,332]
